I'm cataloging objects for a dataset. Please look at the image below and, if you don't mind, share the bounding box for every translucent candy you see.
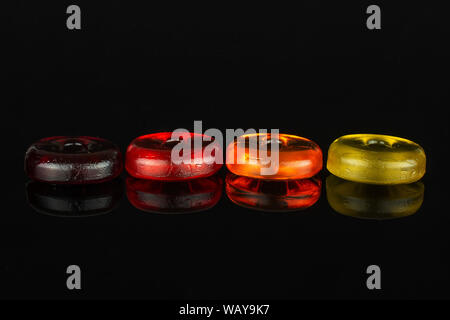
[126,132,222,181]
[326,175,424,220]
[225,173,321,212]
[25,136,123,184]
[327,134,426,185]
[226,133,322,180]
[126,174,222,213]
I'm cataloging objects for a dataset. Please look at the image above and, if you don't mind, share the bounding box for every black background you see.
[2,1,449,300]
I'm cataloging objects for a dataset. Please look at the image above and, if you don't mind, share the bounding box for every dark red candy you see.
[126,174,222,214]
[25,136,123,184]
[126,132,222,181]
[225,173,321,212]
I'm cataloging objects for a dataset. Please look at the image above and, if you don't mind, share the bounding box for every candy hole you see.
[367,139,383,145]
[163,139,182,149]
[264,138,283,147]
[63,140,88,153]
[259,139,282,157]
[366,139,392,149]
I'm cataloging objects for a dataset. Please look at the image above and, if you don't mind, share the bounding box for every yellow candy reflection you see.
[326,175,424,220]
[327,134,426,185]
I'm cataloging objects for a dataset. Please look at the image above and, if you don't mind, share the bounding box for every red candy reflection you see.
[126,174,222,213]
[125,132,222,181]
[225,173,321,212]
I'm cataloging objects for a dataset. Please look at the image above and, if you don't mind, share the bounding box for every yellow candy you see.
[327,134,426,185]
[326,175,424,220]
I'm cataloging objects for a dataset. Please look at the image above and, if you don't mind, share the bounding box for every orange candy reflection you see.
[126,175,222,214]
[226,133,322,180]
[225,173,321,212]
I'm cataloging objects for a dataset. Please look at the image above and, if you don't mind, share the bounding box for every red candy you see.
[126,132,222,181]
[25,136,123,184]
[126,175,222,213]
[225,173,321,212]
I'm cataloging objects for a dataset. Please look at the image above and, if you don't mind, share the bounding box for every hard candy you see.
[25,136,123,184]
[226,133,322,180]
[327,134,426,185]
[126,132,222,180]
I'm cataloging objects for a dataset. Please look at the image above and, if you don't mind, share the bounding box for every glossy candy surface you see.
[126,132,222,181]
[225,173,321,212]
[326,175,424,220]
[25,136,123,184]
[126,174,222,213]
[226,133,322,180]
[327,134,426,185]
[26,179,123,217]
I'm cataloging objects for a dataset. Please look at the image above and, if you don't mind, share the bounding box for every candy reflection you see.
[225,173,321,212]
[326,175,424,220]
[126,175,222,214]
[26,178,123,217]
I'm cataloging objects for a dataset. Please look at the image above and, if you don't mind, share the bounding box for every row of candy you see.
[25,132,426,185]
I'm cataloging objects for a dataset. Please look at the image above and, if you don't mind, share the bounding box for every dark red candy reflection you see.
[225,173,321,212]
[126,175,222,213]
[26,179,123,217]
[25,136,123,184]
[125,132,222,181]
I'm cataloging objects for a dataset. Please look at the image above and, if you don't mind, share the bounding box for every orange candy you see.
[226,133,322,180]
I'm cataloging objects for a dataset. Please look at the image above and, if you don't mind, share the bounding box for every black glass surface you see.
[4,2,448,300]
